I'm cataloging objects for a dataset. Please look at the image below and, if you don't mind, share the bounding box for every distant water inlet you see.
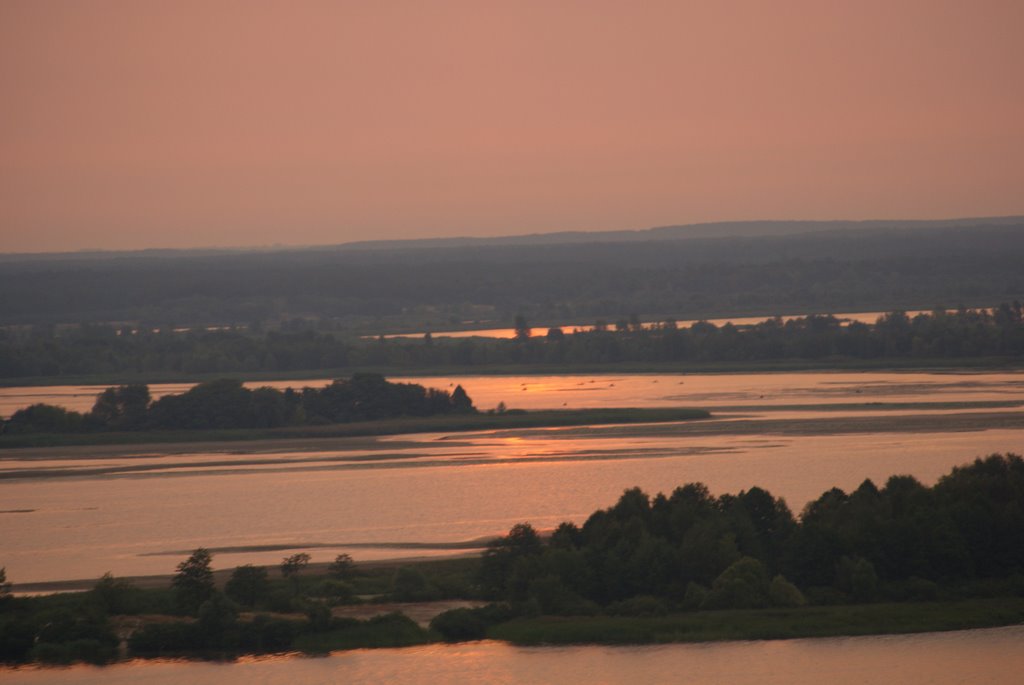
[375,309,937,339]
[4,626,1024,684]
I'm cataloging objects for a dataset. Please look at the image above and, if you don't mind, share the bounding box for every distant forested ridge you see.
[1,305,1022,381]
[0,220,1022,332]
[1,374,475,434]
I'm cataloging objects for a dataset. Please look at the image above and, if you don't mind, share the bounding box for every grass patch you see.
[488,597,1024,645]
[292,613,432,654]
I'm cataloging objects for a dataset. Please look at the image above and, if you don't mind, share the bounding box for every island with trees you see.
[2,454,1022,665]
[0,373,709,449]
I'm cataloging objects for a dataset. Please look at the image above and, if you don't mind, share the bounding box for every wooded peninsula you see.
[2,454,1022,664]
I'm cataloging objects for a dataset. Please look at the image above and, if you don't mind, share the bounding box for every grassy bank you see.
[489,597,1024,645]
[5,553,1024,666]
[0,407,710,449]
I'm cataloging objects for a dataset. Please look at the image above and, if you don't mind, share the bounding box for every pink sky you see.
[2,0,1023,252]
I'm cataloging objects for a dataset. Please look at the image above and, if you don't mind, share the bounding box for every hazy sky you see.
[2,1,1023,252]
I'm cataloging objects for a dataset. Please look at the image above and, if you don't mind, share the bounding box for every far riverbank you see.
[4,355,1024,389]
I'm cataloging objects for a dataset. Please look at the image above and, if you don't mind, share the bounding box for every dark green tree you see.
[450,385,474,413]
[89,384,151,430]
[172,548,215,614]
[225,565,269,608]
[328,553,355,580]
[281,553,311,595]
[479,523,543,598]
[280,553,311,579]
[514,314,531,341]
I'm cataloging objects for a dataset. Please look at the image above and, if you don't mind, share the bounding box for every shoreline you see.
[6,402,1024,459]
[4,595,1023,663]
[488,598,1024,647]
[9,553,484,595]
[0,408,711,451]
[3,356,1024,389]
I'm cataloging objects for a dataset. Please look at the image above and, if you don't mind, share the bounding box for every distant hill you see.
[2,216,1022,261]
[328,216,1024,251]
[1,217,1022,330]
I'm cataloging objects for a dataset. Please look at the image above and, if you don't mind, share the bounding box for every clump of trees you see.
[2,373,476,434]
[474,453,1024,614]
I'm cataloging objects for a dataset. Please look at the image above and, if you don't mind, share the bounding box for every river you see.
[1,371,1023,583]
[4,626,1023,684]
[3,368,1024,416]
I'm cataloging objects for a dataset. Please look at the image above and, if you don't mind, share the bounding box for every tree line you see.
[473,453,1024,618]
[1,374,475,434]
[1,304,1022,380]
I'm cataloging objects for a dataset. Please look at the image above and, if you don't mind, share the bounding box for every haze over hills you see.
[2,216,1023,261]
[1,217,1022,331]
[335,216,1024,252]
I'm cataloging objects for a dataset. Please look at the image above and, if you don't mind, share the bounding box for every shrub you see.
[128,622,203,656]
[605,595,669,617]
[682,582,709,610]
[92,573,141,614]
[197,592,240,648]
[835,556,878,603]
[237,615,301,653]
[264,588,298,613]
[0,618,37,663]
[309,579,355,604]
[527,575,598,616]
[430,608,488,641]
[769,575,807,607]
[304,602,333,632]
[328,554,356,580]
[31,639,117,665]
[702,557,770,610]
[390,567,440,602]
[225,565,270,608]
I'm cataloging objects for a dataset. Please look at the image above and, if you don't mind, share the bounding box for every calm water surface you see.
[5,626,1024,684]
[1,371,1022,583]
[5,369,1024,416]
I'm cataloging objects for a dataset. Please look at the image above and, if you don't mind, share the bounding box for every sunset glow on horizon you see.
[2,0,1023,252]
